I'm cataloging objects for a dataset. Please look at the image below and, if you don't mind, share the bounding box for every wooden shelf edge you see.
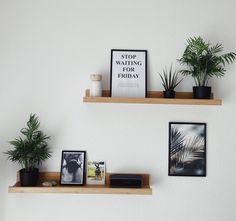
[83,97,222,105]
[8,172,152,195]
[8,185,152,195]
[83,89,222,106]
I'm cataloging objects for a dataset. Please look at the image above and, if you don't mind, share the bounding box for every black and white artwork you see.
[110,49,147,98]
[169,122,206,176]
[60,151,86,185]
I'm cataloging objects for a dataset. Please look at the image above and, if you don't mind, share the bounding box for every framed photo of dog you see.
[87,161,106,185]
[60,150,86,185]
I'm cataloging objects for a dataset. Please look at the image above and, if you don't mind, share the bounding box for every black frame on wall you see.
[168,122,206,177]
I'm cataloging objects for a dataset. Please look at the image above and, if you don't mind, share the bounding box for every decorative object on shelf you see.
[87,161,106,185]
[109,174,143,188]
[5,114,51,186]
[90,74,102,97]
[169,122,206,176]
[60,150,86,185]
[179,36,236,99]
[110,49,147,98]
[159,65,182,98]
[42,180,57,187]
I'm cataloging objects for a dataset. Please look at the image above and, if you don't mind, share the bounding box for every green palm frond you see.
[5,114,51,170]
[208,43,223,55]
[178,36,236,86]
[220,52,236,65]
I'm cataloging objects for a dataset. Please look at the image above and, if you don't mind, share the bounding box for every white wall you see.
[1,0,236,220]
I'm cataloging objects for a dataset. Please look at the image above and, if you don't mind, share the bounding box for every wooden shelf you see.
[83,89,222,105]
[8,172,152,195]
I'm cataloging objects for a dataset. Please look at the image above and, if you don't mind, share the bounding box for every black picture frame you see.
[169,122,206,177]
[110,49,147,98]
[60,150,86,185]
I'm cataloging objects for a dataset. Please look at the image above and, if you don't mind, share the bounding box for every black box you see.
[109,174,143,188]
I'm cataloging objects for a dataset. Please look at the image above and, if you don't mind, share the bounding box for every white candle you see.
[90,74,102,97]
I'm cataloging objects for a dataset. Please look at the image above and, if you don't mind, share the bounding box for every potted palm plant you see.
[159,65,182,98]
[179,36,236,99]
[5,114,51,186]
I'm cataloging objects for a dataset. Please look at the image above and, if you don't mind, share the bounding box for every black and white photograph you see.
[169,122,206,176]
[110,49,147,98]
[60,151,86,185]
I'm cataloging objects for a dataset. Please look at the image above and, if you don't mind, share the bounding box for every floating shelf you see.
[8,172,152,195]
[83,89,222,105]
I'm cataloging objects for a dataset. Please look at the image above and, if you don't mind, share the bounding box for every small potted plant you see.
[5,114,51,186]
[159,65,182,98]
[179,36,236,99]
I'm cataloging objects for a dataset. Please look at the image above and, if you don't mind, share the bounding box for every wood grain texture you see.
[83,89,222,105]
[9,172,152,195]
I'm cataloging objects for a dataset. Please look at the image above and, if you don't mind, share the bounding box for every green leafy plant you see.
[159,65,182,91]
[5,114,51,171]
[179,36,236,86]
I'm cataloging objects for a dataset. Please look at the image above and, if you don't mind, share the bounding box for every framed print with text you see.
[169,122,206,177]
[110,49,147,98]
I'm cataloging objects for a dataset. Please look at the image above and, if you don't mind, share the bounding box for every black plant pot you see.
[163,90,175,98]
[20,168,39,186]
[193,86,211,99]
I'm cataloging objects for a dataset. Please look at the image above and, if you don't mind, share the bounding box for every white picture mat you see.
[111,50,146,98]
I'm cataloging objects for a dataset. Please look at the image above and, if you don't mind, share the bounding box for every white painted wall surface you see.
[0,0,236,220]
